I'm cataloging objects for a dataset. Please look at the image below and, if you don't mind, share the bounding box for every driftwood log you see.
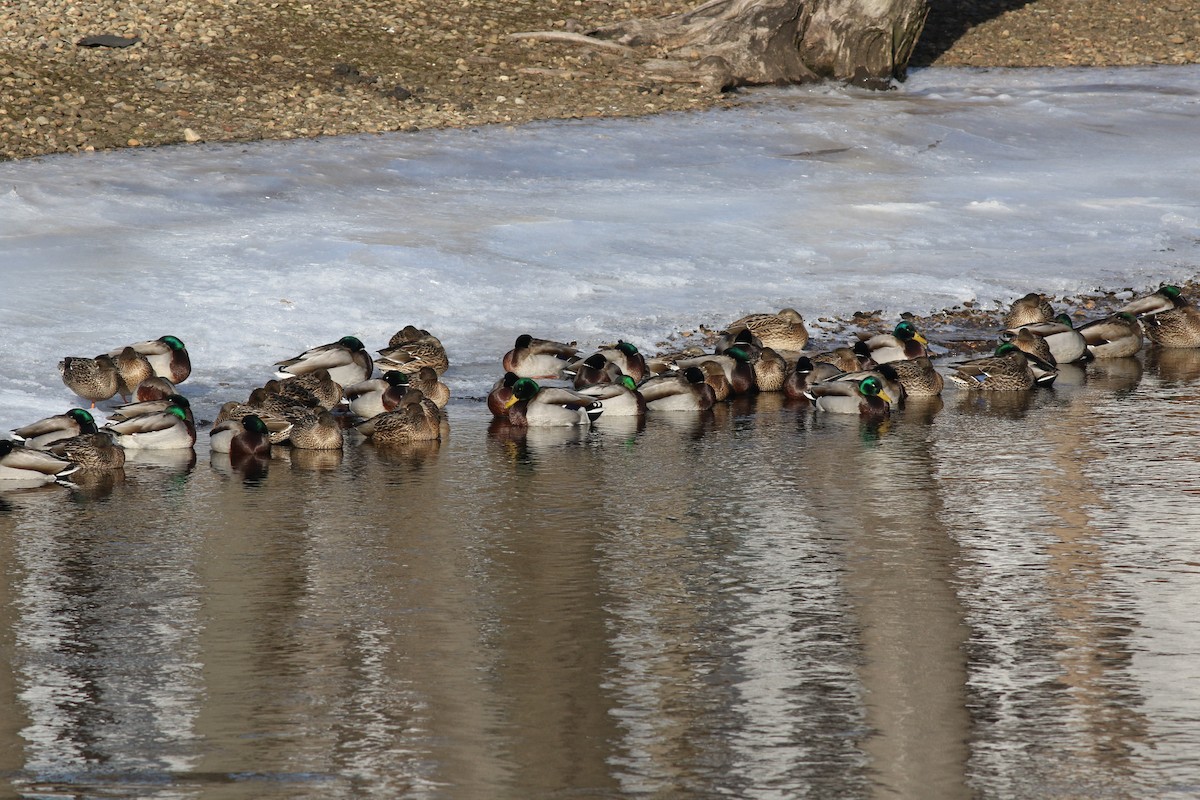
[513,0,930,91]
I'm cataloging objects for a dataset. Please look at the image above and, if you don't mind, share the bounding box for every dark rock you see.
[77,34,140,48]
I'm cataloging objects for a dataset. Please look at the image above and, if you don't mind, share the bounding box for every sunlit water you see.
[4,349,1200,799]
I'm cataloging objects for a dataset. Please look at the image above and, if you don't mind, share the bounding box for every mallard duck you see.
[12,408,98,450]
[210,414,272,457]
[409,366,450,409]
[102,400,196,450]
[48,432,126,470]
[345,370,412,419]
[876,356,944,397]
[501,378,603,427]
[645,346,706,376]
[286,410,344,450]
[249,386,320,421]
[804,375,893,417]
[569,353,623,388]
[213,401,294,443]
[577,375,646,416]
[829,368,907,405]
[673,345,757,395]
[1079,312,1143,358]
[277,368,343,409]
[594,341,648,382]
[1003,314,1089,364]
[487,372,521,419]
[134,376,177,402]
[0,439,78,484]
[713,327,762,355]
[782,357,815,402]
[108,335,191,384]
[59,354,120,405]
[275,335,373,387]
[853,321,929,364]
[375,327,450,376]
[501,334,579,378]
[698,360,733,402]
[1003,292,1055,328]
[752,346,788,392]
[638,366,717,412]
[946,343,1052,391]
[358,397,443,442]
[811,347,867,374]
[109,394,196,426]
[725,308,809,352]
[1120,284,1200,348]
[1007,327,1057,366]
[109,346,155,400]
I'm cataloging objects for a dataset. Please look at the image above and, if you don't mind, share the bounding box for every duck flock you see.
[3,283,1198,487]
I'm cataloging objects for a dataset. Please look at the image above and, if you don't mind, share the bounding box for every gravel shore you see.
[2,0,1198,161]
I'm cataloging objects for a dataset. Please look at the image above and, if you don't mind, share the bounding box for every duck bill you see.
[878,390,895,404]
[913,332,929,345]
[503,395,520,409]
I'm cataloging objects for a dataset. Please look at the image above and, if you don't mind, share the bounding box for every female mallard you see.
[1078,312,1143,359]
[109,335,191,384]
[1003,292,1055,328]
[1003,314,1089,364]
[853,321,929,365]
[501,334,579,379]
[410,366,450,409]
[49,432,126,471]
[0,439,77,484]
[947,343,1051,391]
[638,366,717,412]
[1006,327,1057,365]
[286,410,344,450]
[1120,284,1200,348]
[346,370,412,419]
[725,308,809,353]
[804,375,893,417]
[876,356,944,398]
[811,347,868,374]
[59,353,120,405]
[12,408,98,450]
[577,375,647,417]
[278,368,343,409]
[210,414,272,457]
[102,400,196,450]
[110,346,155,400]
[752,346,788,392]
[375,327,450,376]
[358,397,443,443]
[501,378,604,427]
[275,335,373,387]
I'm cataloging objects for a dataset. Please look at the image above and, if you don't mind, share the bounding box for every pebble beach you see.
[2,0,1198,162]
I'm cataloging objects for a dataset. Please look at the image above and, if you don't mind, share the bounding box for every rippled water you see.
[4,349,1200,799]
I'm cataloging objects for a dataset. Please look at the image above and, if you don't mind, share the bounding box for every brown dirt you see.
[2,0,1198,162]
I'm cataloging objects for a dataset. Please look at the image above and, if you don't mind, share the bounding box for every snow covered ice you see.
[1,66,1198,425]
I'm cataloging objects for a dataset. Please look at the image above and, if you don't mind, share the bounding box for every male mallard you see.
[1120,284,1200,348]
[1002,314,1089,364]
[134,376,177,402]
[375,327,450,376]
[577,375,647,416]
[725,308,809,352]
[275,335,373,387]
[577,340,648,383]
[946,343,1051,391]
[102,400,196,450]
[501,378,603,427]
[286,410,344,450]
[1078,312,1143,359]
[213,401,294,443]
[12,408,98,450]
[48,432,126,471]
[673,344,758,395]
[109,394,196,426]
[345,370,412,419]
[782,357,815,402]
[0,439,78,484]
[638,366,717,412]
[830,368,907,405]
[1003,292,1055,328]
[109,335,191,384]
[501,334,579,378]
[853,321,929,364]
[210,414,272,457]
[487,373,521,419]
[59,354,120,405]
[804,375,893,417]
[569,353,623,388]
[409,366,450,409]
[876,356,944,398]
